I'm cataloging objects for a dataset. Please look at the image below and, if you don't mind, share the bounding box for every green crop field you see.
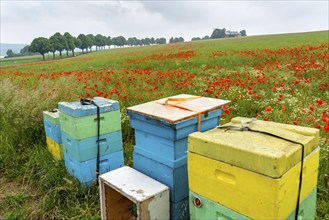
[0,31,328,219]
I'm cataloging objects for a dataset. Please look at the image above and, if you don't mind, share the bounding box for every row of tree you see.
[29,32,170,61]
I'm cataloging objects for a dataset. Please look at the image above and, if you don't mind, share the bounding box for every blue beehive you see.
[127,94,230,220]
[58,97,119,117]
[64,151,124,186]
[44,119,62,143]
[59,97,124,185]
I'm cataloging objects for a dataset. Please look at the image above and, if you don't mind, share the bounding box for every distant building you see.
[225,30,241,38]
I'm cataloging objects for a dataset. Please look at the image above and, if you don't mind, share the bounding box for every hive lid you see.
[126,94,230,123]
[188,117,320,178]
[58,97,119,117]
[43,109,60,125]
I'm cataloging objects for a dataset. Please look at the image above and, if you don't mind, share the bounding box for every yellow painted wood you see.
[188,147,319,219]
[46,136,64,160]
[188,117,319,178]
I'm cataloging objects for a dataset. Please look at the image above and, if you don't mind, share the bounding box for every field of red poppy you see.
[0,31,328,219]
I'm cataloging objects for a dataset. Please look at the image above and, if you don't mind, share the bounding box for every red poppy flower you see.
[265,106,272,112]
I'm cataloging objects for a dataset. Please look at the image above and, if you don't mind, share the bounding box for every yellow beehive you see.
[46,136,64,160]
[188,117,320,219]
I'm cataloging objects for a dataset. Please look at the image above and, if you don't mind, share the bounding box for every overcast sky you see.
[1,0,328,44]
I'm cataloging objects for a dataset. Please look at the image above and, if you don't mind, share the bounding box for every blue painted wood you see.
[62,131,123,162]
[171,197,189,220]
[133,151,188,203]
[128,109,223,140]
[58,97,119,117]
[43,119,62,144]
[64,150,124,185]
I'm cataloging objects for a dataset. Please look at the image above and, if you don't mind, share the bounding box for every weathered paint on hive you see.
[46,136,63,160]
[99,166,170,220]
[61,130,123,162]
[188,147,319,219]
[58,97,119,117]
[59,110,121,140]
[127,94,229,123]
[188,117,319,178]
[43,109,60,125]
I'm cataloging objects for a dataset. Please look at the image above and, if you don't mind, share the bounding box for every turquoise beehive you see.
[58,97,124,185]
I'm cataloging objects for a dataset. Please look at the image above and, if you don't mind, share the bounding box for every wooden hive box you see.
[99,166,170,220]
[127,94,229,220]
[188,117,320,219]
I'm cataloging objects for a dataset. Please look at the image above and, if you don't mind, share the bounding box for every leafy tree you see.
[240,30,247,36]
[95,34,107,50]
[20,45,31,55]
[112,36,126,48]
[155,38,166,44]
[202,35,210,40]
[49,32,67,59]
[211,28,226,39]
[64,32,76,57]
[150,37,155,45]
[191,37,201,41]
[86,34,95,51]
[29,37,52,61]
[5,49,16,58]
[169,37,184,43]
[127,37,138,47]
[77,34,88,52]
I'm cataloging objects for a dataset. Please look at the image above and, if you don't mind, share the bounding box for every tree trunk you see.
[72,49,75,57]
[60,51,62,59]
[42,54,45,61]
[66,50,69,57]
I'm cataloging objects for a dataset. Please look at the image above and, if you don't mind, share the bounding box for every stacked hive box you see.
[43,109,63,160]
[188,117,320,220]
[127,94,229,220]
[58,97,124,185]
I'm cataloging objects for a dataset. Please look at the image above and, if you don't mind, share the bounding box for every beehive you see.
[189,189,317,220]
[61,130,123,162]
[127,94,229,220]
[43,109,62,144]
[99,166,170,220]
[58,97,124,185]
[188,117,320,219]
[43,109,63,160]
